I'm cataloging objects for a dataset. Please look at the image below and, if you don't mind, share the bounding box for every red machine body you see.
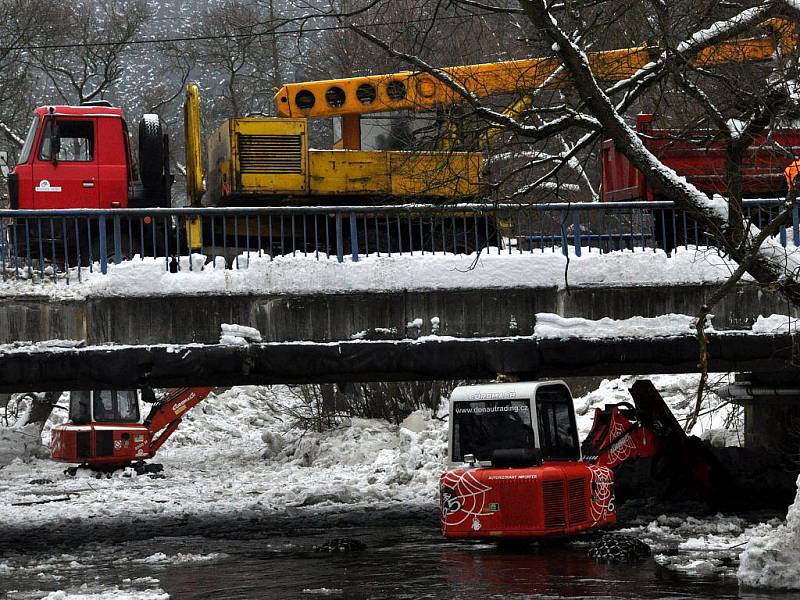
[601,114,800,202]
[440,380,704,540]
[51,387,214,468]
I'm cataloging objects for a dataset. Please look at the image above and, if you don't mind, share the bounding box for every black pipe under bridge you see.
[0,332,797,392]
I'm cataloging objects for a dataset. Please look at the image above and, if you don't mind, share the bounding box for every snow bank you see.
[0,245,738,299]
[0,423,49,467]
[534,312,706,339]
[571,374,741,442]
[0,386,449,531]
[738,474,800,589]
[612,512,781,578]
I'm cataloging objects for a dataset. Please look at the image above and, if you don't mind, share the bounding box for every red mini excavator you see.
[51,387,214,470]
[440,379,719,540]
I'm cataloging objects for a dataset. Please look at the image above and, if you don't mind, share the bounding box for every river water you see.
[2,511,799,600]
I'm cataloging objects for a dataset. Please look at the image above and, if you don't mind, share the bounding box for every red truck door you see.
[31,117,100,209]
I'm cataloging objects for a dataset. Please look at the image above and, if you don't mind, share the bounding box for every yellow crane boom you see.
[274,18,795,148]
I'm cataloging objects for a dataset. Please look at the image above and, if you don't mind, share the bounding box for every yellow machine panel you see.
[205,118,309,205]
[308,150,482,197]
[206,115,482,203]
[388,152,482,197]
[309,151,390,194]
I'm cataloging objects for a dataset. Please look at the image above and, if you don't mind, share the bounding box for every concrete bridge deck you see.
[0,282,794,346]
[0,332,793,392]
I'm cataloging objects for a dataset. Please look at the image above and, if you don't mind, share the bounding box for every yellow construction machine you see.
[182,18,795,250]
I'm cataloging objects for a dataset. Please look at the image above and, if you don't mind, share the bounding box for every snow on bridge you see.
[0,244,741,299]
[0,247,795,348]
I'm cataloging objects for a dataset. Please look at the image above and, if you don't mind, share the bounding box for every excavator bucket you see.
[582,379,730,504]
[628,380,729,501]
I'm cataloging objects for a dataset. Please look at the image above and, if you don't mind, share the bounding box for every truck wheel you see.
[139,114,165,193]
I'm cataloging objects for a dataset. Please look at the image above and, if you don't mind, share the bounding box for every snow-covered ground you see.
[0,245,741,299]
[0,376,796,595]
[1,386,447,533]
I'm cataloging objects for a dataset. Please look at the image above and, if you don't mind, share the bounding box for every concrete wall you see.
[0,283,793,345]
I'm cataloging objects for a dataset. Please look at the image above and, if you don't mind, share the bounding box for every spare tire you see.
[139,114,165,192]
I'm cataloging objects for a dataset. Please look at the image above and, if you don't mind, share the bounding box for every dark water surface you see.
[2,520,798,599]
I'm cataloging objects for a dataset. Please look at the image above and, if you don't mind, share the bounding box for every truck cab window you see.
[18,115,40,164]
[39,119,94,162]
[536,385,579,461]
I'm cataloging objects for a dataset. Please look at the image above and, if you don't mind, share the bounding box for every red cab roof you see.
[33,105,124,118]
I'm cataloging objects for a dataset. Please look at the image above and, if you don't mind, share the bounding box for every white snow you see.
[571,373,741,441]
[220,323,262,345]
[220,323,262,342]
[622,513,781,578]
[0,386,449,532]
[0,246,742,299]
[430,316,440,334]
[675,7,767,54]
[135,552,228,565]
[0,424,49,467]
[752,314,800,333]
[534,312,707,339]
[739,473,800,589]
[406,318,423,329]
[42,588,169,600]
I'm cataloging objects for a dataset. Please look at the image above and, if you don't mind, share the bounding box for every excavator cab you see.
[441,381,604,540]
[50,386,214,471]
[448,381,580,468]
[68,390,141,425]
[51,389,152,468]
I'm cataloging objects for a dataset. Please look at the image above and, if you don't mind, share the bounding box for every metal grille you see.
[237,134,302,174]
[567,478,588,524]
[543,480,566,528]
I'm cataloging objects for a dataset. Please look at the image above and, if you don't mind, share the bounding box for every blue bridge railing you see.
[0,200,795,284]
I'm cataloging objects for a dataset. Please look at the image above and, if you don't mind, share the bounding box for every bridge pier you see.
[727,373,800,455]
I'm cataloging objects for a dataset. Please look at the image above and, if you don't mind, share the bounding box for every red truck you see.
[9,103,171,211]
[601,114,800,249]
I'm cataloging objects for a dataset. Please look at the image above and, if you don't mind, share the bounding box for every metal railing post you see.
[794,206,800,246]
[560,210,569,257]
[113,215,122,265]
[99,216,108,274]
[349,212,359,262]
[336,213,344,263]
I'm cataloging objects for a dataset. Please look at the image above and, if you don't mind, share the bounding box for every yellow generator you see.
[203,117,482,207]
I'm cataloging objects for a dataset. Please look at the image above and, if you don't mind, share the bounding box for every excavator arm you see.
[144,387,215,454]
[581,380,727,502]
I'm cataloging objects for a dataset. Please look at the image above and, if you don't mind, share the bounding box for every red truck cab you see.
[9,103,171,211]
